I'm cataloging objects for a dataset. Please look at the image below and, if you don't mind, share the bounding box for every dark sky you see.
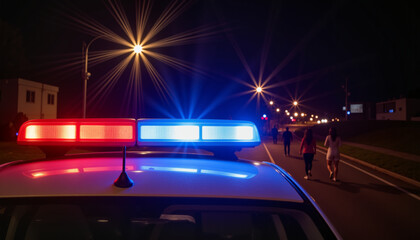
[1,0,419,120]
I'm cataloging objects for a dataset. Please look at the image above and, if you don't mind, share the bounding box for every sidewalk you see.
[343,142,420,163]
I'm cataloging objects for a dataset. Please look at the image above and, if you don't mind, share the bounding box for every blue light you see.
[262,114,267,118]
[140,165,250,178]
[137,119,260,147]
[389,109,394,113]
[140,125,199,140]
[346,111,351,115]
[202,126,253,140]
[201,169,248,178]
[141,166,198,173]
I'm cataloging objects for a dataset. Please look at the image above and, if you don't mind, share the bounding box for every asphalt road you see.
[237,136,420,240]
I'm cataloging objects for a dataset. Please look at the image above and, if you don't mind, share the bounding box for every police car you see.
[0,118,341,239]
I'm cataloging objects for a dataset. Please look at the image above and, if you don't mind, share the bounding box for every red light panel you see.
[25,125,76,139]
[80,125,134,141]
[18,119,136,146]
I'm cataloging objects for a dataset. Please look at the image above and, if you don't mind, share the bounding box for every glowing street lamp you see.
[294,112,298,117]
[269,100,274,105]
[276,108,280,112]
[256,87,262,93]
[133,44,143,53]
[293,101,298,106]
[301,113,305,117]
[83,38,144,118]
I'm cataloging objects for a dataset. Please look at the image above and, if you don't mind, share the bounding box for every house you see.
[0,78,59,125]
[376,98,420,121]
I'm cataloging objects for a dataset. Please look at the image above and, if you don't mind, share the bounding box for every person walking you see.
[324,127,342,182]
[282,127,293,156]
[299,128,316,180]
[271,126,278,144]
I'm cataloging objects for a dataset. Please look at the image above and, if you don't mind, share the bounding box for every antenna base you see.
[114,171,134,188]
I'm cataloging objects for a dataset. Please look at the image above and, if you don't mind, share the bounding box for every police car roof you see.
[0,153,303,203]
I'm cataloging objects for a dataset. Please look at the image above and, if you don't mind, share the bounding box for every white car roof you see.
[0,153,303,203]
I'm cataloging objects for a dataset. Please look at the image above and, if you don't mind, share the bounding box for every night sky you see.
[1,0,419,121]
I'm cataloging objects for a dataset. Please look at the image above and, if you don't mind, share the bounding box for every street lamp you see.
[256,87,262,93]
[276,108,280,112]
[269,100,274,105]
[82,36,104,118]
[82,38,142,118]
[134,44,143,53]
[293,101,298,106]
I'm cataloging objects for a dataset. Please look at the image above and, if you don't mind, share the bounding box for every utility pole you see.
[344,77,349,120]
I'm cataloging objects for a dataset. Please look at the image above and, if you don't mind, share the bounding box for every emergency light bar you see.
[137,119,260,147]
[17,119,261,148]
[17,119,136,146]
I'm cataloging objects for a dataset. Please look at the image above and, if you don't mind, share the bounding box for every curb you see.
[317,145,420,188]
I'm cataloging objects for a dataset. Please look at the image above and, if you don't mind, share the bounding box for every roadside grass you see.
[347,127,420,156]
[309,121,420,156]
[317,141,420,182]
[0,142,45,164]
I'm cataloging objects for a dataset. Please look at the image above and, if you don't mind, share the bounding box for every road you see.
[236,136,420,240]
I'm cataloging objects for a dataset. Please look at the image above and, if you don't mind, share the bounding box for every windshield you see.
[0,197,333,240]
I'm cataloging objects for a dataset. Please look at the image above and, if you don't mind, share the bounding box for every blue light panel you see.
[140,125,199,140]
[202,126,253,140]
[137,119,260,147]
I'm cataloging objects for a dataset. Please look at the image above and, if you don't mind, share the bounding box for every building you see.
[347,102,376,121]
[376,98,420,121]
[0,78,59,124]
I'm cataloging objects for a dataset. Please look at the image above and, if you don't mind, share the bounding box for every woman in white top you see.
[324,127,341,181]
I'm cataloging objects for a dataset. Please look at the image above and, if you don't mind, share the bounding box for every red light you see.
[265,117,268,120]
[18,119,136,146]
[25,125,76,139]
[80,125,133,141]
[261,117,264,120]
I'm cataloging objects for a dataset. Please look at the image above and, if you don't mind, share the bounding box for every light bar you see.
[137,119,260,147]
[18,119,136,146]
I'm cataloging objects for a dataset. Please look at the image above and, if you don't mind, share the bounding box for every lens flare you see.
[66,0,219,117]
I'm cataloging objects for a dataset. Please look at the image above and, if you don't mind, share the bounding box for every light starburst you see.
[66,0,218,117]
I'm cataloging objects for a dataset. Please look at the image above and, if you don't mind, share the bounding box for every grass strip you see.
[0,142,45,164]
[317,141,420,182]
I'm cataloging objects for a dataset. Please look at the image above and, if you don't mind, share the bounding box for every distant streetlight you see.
[294,112,298,117]
[293,101,298,106]
[301,113,305,117]
[269,100,274,105]
[276,108,280,112]
[256,87,262,93]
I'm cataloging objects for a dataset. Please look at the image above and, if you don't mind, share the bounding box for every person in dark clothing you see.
[282,127,293,156]
[271,126,278,144]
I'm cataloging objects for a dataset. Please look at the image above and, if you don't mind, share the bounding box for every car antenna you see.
[114,146,134,188]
